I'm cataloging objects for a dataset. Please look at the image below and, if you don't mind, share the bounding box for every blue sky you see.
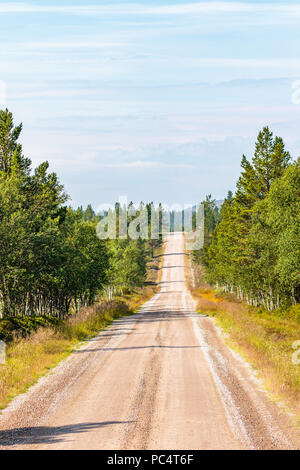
[0,1,300,208]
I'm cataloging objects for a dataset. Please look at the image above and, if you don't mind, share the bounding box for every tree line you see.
[2,108,297,316]
[0,109,161,318]
[196,127,299,310]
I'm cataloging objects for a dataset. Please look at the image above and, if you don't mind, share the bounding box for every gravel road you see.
[0,233,298,450]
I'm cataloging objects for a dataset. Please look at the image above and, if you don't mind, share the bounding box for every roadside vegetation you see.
[0,108,164,409]
[0,108,162,320]
[190,127,300,417]
[188,279,300,417]
[0,245,163,410]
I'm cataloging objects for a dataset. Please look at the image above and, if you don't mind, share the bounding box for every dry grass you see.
[184,244,300,419]
[189,278,300,419]
[0,329,73,409]
[0,246,164,410]
[0,301,129,409]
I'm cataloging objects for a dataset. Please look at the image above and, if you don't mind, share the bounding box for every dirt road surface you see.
[0,233,298,450]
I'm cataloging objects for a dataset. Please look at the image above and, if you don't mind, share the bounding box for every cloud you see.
[193,58,300,70]
[147,57,300,71]
[1,42,124,54]
[0,2,300,18]
[11,88,97,99]
[18,42,123,49]
[97,161,194,169]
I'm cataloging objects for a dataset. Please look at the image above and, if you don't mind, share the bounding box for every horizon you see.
[1,0,300,207]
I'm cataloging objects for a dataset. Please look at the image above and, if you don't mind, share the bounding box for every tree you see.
[205,127,296,309]
[0,109,111,318]
[83,204,96,222]
[248,160,300,306]
[193,195,220,265]
[236,127,291,208]
[0,109,31,175]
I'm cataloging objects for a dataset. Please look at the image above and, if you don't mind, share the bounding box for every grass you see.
[0,244,164,410]
[184,242,300,420]
[0,316,62,342]
[187,263,300,420]
[0,301,133,410]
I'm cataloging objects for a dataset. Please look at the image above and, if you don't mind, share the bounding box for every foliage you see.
[204,127,299,309]
[192,194,220,265]
[0,109,152,318]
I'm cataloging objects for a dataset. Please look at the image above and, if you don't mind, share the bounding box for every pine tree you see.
[206,127,295,308]
[0,109,31,175]
[236,127,291,208]
[84,204,95,222]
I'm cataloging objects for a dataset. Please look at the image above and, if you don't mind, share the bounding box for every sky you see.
[0,0,300,208]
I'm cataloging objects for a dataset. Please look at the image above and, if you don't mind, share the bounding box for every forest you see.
[0,108,299,319]
[0,109,161,319]
[195,127,300,311]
